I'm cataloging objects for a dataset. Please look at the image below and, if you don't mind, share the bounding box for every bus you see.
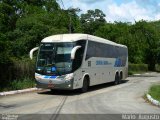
[30,34,128,92]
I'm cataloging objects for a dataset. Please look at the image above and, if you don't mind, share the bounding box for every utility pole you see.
[68,8,80,33]
[59,0,80,33]
[60,0,71,33]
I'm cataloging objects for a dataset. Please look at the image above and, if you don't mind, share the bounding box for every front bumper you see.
[36,81,73,90]
[36,78,73,90]
[35,73,74,90]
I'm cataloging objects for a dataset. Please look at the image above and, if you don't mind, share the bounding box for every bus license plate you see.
[48,80,54,88]
[48,83,54,88]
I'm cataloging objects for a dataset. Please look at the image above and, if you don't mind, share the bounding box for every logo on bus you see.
[114,58,122,67]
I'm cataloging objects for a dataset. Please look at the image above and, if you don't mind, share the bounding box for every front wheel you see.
[50,89,54,93]
[81,78,89,93]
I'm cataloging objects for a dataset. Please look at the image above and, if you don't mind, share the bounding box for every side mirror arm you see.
[71,46,81,59]
[29,47,39,59]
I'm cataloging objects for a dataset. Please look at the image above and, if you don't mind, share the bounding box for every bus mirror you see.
[29,47,39,60]
[71,46,81,59]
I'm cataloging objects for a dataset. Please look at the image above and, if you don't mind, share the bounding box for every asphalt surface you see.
[0,72,160,120]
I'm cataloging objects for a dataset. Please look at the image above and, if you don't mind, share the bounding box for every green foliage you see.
[80,9,106,34]
[155,64,160,72]
[11,57,35,79]
[95,21,160,70]
[0,41,11,64]
[148,84,160,102]
[128,63,148,75]
[0,77,35,92]
[9,77,35,91]
[0,57,35,91]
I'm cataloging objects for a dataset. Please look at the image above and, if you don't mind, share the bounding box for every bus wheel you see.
[114,73,119,85]
[119,72,123,84]
[50,89,54,92]
[81,77,89,93]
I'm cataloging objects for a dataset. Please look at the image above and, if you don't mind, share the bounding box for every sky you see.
[58,0,160,23]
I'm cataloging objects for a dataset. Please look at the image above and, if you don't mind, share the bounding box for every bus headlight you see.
[64,73,74,81]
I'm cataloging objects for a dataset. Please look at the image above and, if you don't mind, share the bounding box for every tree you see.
[80,9,106,34]
[143,23,160,70]
[0,1,19,32]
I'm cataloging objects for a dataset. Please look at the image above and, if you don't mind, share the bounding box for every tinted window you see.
[72,40,86,71]
[86,41,127,60]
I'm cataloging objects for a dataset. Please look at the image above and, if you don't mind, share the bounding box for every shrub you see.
[155,64,160,72]
[128,63,148,75]
[0,57,35,91]
[10,77,35,90]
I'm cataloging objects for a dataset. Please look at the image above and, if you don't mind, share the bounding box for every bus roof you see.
[41,33,127,48]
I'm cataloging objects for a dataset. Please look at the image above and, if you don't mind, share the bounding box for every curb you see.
[0,88,41,96]
[146,94,160,107]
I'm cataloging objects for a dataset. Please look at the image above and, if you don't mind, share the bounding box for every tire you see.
[114,73,119,85]
[50,89,54,92]
[81,77,89,93]
[119,72,123,84]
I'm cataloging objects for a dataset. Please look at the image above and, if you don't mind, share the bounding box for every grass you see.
[148,84,160,102]
[0,77,35,92]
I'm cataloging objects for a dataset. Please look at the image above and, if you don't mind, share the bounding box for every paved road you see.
[0,72,160,119]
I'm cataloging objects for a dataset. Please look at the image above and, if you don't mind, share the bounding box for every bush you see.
[0,57,35,91]
[155,64,160,72]
[12,57,35,80]
[0,77,35,92]
[128,63,148,75]
[10,77,35,90]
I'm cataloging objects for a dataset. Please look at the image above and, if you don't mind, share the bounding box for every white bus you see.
[30,34,128,92]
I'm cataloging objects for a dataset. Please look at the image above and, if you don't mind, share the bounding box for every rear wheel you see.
[81,77,89,93]
[114,73,119,85]
[119,72,123,84]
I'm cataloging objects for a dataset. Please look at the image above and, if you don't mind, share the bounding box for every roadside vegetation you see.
[0,58,35,92]
[155,64,160,72]
[0,0,160,91]
[148,84,160,102]
[1,77,35,92]
[128,63,148,75]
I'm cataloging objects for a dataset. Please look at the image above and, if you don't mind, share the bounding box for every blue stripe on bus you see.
[50,76,57,79]
[44,76,50,78]
[43,76,57,79]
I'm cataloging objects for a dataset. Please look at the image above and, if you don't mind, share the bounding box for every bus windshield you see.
[36,42,76,75]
